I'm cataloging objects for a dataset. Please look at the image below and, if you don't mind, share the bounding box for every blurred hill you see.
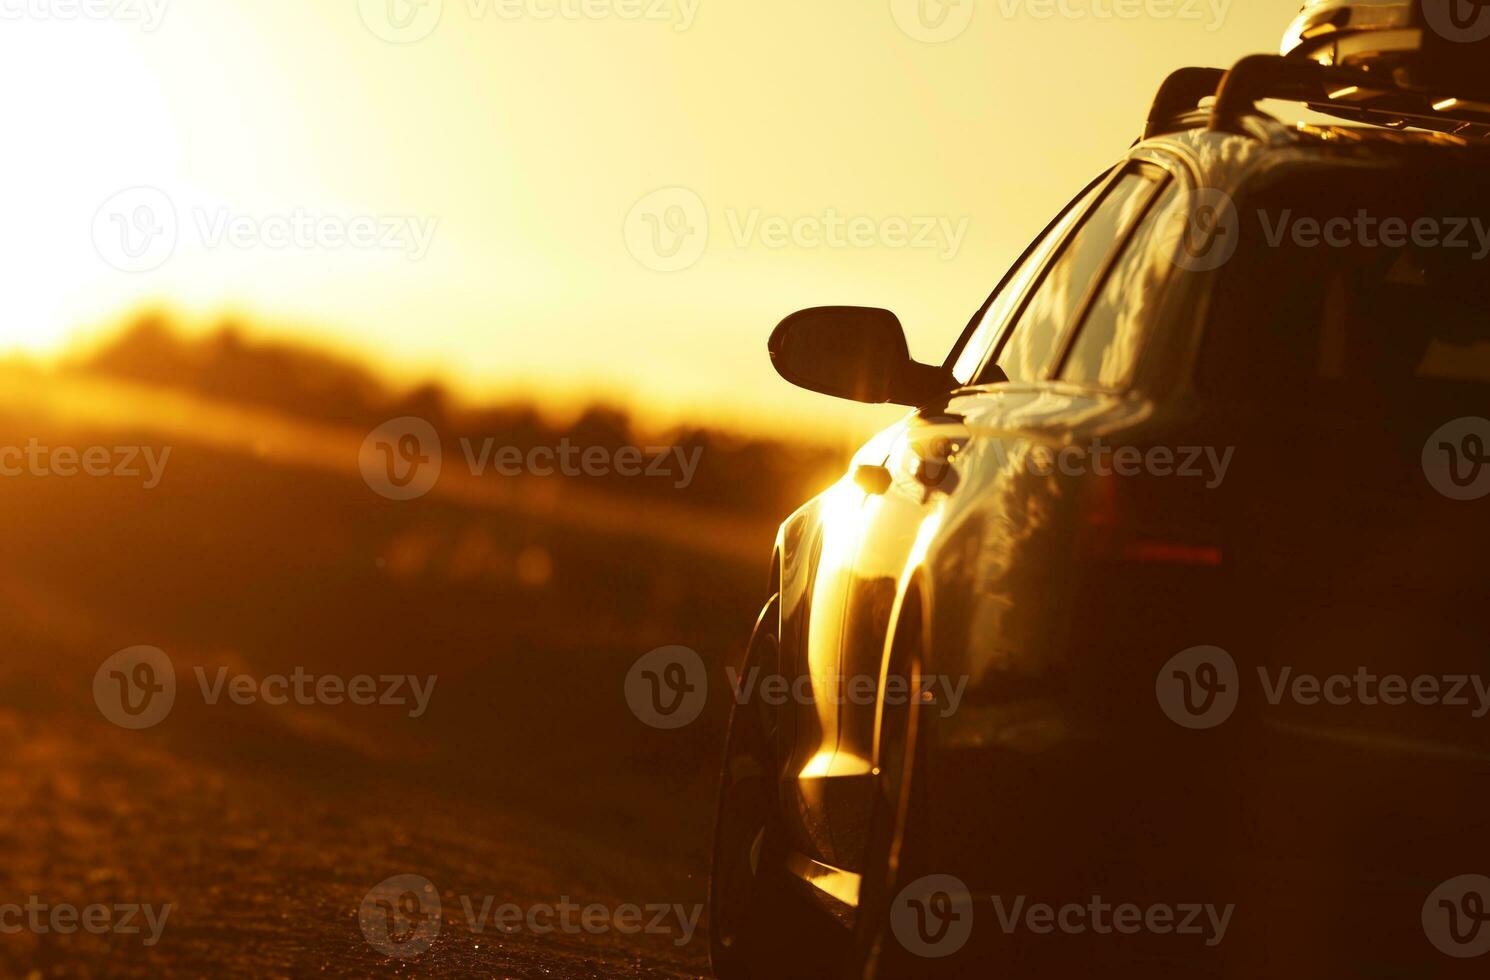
[0,312,864,974]
[71,312,849,523]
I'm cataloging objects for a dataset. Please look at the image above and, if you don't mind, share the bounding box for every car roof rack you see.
[1143,67,1227,139]
[1142,2,1490,143]
[1207,53,1490,141]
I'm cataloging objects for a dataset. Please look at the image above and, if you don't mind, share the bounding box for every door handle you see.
[912,455,960,494]
[909,435,964,495]
[854,464,892,495]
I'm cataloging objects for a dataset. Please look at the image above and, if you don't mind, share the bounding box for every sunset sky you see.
[2,0,1306,436]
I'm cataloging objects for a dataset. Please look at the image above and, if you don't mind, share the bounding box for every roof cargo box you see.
[1283,0,1490,100]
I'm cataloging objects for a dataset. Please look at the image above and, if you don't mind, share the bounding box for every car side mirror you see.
[768,307,954,406]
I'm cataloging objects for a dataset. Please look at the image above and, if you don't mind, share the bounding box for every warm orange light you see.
[0,325,76,356]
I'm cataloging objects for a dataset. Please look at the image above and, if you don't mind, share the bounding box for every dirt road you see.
[0,373,773,977]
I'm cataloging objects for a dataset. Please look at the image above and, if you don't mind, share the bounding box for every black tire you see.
[709,596,838,980]
[847,593,932,980]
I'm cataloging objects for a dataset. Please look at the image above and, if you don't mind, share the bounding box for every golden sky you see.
[1,0,1305,436]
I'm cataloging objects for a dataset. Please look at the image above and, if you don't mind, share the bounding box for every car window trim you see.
[941,166,1117,376]
[1049,168,1176,390]
[973,163,1166,385]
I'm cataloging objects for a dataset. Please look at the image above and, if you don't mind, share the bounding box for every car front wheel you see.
[709,594,839,980]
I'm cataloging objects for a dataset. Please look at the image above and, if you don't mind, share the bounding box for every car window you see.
[1198,165,1490,402]
[983,170,1160,385]
[1059,181,1181,389]
[949,181,1103,385]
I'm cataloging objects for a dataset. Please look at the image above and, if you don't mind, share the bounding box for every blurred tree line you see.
[76,314,849,520]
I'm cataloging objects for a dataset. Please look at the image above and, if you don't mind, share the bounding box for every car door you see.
[779,173,1111,875]
[823,162,1173,872]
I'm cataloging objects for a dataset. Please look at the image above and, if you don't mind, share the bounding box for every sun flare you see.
[0,323,77,357]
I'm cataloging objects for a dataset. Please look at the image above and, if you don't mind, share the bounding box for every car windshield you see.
[1198,161,1490,402]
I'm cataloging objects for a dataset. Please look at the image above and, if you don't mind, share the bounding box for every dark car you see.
[709,4,1490,977]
